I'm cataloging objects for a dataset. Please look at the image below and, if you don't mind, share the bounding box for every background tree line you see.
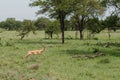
[0,0,120,42]
[0,15,119,39]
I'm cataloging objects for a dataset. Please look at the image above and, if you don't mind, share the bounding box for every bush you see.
[92,47,99,53]
[6,41,14,46]
[93,37,98,40]
[0,39,14,47]
[99,58,110,64]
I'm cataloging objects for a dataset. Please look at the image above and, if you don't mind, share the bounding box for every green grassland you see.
[0,30,120,80]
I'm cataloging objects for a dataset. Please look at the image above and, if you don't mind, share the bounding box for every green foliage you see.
[92,47,99,53]
[71,0,105,39]
[87,18,105,34]
[100,0,108,7]
[30,0,75,43]
[0,18,21,30]
[34,17,61,39]
[73,0,104,16]
[30,0,75,18]
[18,20,36,40]
[104,15,120,31]
[0,21,6,29]
[45,20,60,39]
[34,17,50,30]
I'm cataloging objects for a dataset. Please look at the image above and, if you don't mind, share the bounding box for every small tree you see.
[86,18,105,39]
[0,18,21,30]
[103,15,120,40]
[18,20,36,40]
[34,17,50,30]
[0,21,6,29]
[45,20,60,39]
[72,0,104,40]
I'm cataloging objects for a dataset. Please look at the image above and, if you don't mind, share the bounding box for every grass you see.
[0,30,120,80]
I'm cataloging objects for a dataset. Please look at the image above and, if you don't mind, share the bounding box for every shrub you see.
[92,47,99,53]
[93,37,98,40]
[0,39,14,47]
[99,58,110,64]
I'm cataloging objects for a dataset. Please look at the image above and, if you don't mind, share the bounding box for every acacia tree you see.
[86,18,105,39]
[0,18,21,30]
[45,20,60,39]
[103,15,120,40]
[72,0,104,40]
[18,20,36,40]
[30,0,74,44]
[34,17,50,30]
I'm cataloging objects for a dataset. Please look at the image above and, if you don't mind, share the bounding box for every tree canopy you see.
[30,0,75,43]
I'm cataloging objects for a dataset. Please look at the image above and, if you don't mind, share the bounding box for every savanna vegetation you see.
[0,0,120,80]
[0,30,120,80]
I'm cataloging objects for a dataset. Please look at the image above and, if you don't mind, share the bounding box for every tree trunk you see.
[61,19,65,44]
[108,28,111,40]
[20,35,25,40]
[79,15,85,40]
[75,15,85,40]
[59,13,65,44]
[79,30,83,40]
[77,21,84,40]
[50,32,53,39]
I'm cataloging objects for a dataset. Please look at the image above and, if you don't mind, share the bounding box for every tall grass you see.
[0,30,120,80]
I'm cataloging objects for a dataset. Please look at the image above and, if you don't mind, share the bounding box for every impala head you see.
[41,47,45,51]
